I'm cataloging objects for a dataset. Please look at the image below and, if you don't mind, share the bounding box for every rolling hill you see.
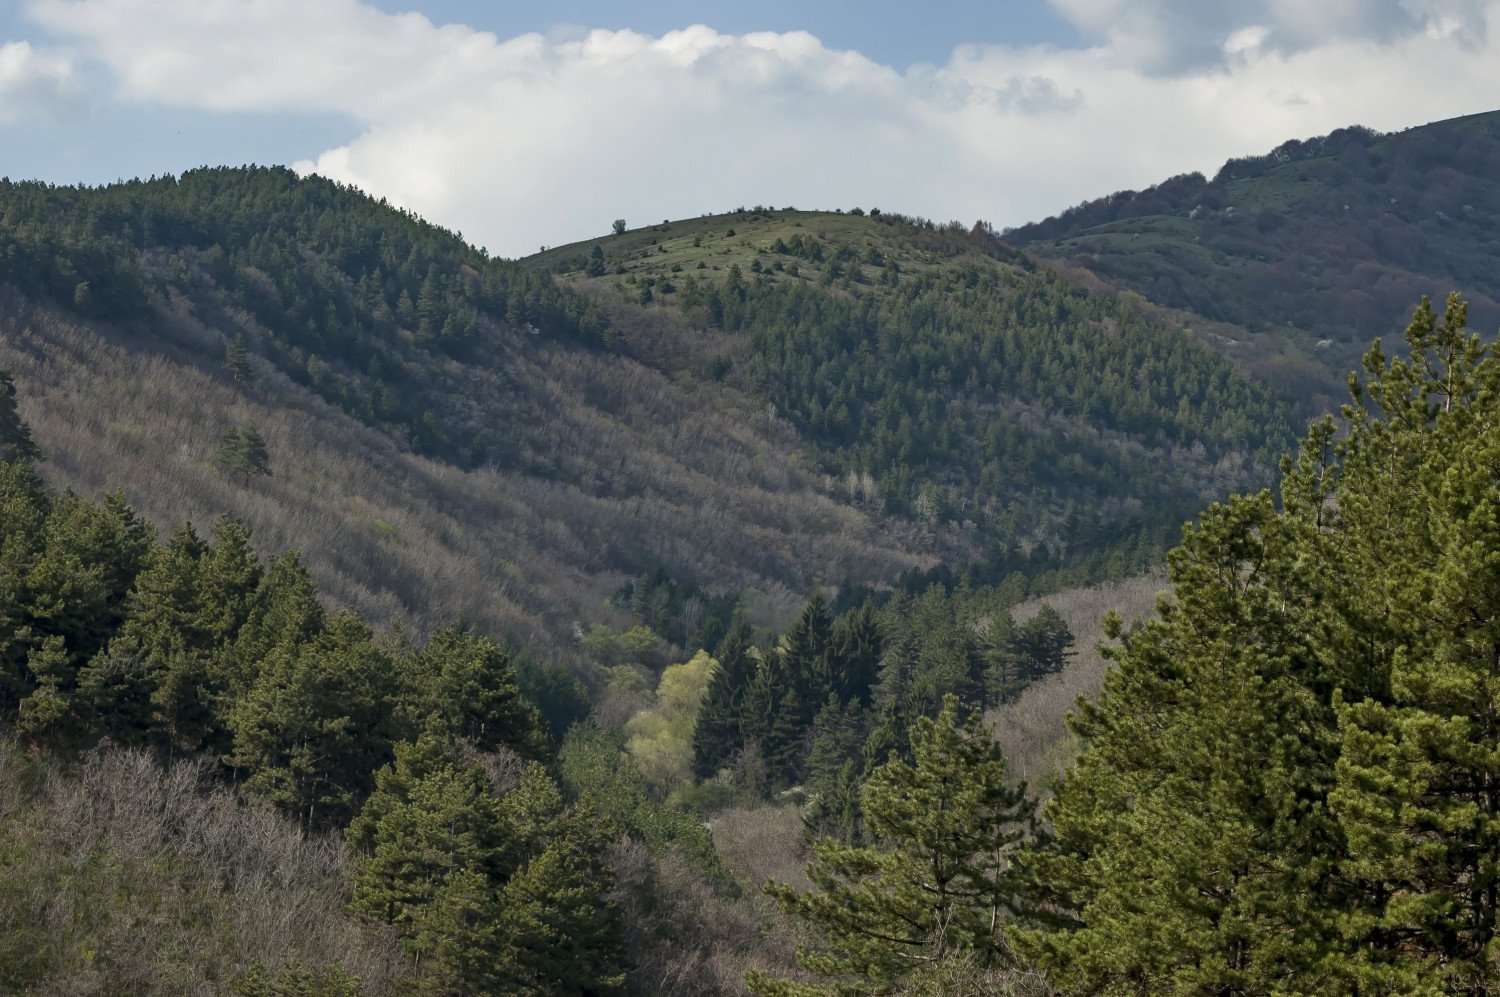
[0,170,935,657]
[0,170,1297,660]
[530,206,1297,571]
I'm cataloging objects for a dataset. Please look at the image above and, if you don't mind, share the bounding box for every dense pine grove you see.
[687,256,1295,542]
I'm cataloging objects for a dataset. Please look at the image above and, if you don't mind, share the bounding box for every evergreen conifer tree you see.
[228,610,398,825]
[347,729,510,928]
[401,626,547,760]
[223,334,252,384]
[752,695,1036,995]
[692,620,756,779]
[0,369,41,464]
[215,422,271,485]
[1019,295,1500,994]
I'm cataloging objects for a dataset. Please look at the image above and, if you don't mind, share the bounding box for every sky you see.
[1,0,1496,258]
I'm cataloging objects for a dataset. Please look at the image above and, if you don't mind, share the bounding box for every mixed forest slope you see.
[9,111,1500,995]
[0,170,937,654]
[1007,109,1500,406]
[531,206,1296,571]
[1,169,1296,657]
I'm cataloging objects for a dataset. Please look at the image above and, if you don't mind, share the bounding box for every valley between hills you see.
[3,108,1500,994]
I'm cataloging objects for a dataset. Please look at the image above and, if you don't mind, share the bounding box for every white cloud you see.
[25,0,1500,257]
[1048,0,1489,69]
[0,39,80,123]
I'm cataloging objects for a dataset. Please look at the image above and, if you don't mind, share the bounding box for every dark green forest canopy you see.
[1018,294,1500,994]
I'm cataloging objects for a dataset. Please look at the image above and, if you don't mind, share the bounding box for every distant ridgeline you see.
[1007,110,1500,402]
[0,167,607,467]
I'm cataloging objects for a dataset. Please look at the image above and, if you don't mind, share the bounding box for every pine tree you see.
[761,669,809,788]
[96,523,207,745]
[347,729,510,928]
[1019,488,1348,994]
[0,369,42,464]
[752,695,1037,995]
[15,635,80,745]
[228,610,398,825]
[980,611,1025,705]
[1325,294,1500,993]
[829,602,882,707]
[400,626,547,760]
[492,802,628,995]
[1019,296,1500,994]
[407,867,511,996]
[783,593,834,710]
[802,694,867,843]
[229,551,326,698]
[223,333,252,384]
[1013,605,1073,683]
[586,244,607,277]
[215,422,271,485]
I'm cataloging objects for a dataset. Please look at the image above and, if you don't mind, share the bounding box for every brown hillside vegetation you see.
[989,570,1169,785]
[0,743,411,994]
[0,285,931,657]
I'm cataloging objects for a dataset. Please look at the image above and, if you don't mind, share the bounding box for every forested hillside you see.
[534,206,1297,567]
[10,109,1500,994]
[0,168,1298,659]
[0,169,943,656]
[1007,110,1500,406]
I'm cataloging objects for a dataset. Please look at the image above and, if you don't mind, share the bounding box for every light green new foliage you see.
[625,648,716,791]
[751,695,1036,996]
